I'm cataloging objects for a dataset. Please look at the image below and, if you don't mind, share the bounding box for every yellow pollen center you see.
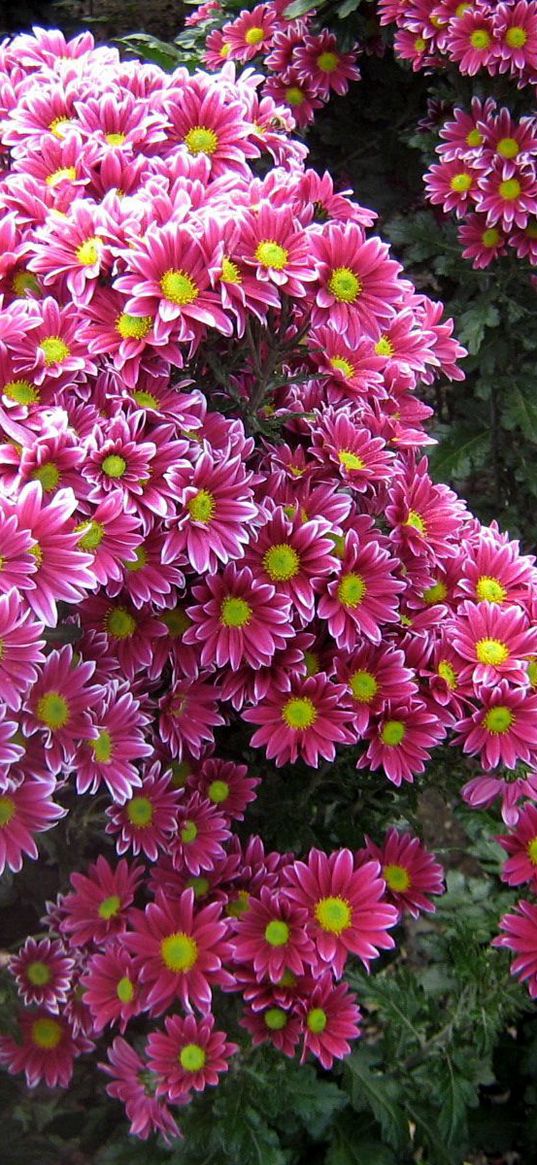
[466,128,483,147]
[3,379,39,404]
[92,730,113,763]
[101,454,126,478]
[221,257,242,284]
[329,355,354,378]
[414,36,427,51]
[105,132,126,146]
[338,572,366,608]
[105,606,136,639]
[307,1007,327,1033]
[254,240,289,270]
[184,126,219,156]
[37,691,70,730]
[39,336,70,366]
[161,931,198,972]
[375,335,395,356]
[497,137,519,159]
[187,875,210,897]
[316,50,339,72]
[405,509,427,535]
[281,696,317,730]
[46,166,77,186]
[338,449,365,471]
[438,660,457,689]
[450,172,473,193]
[499,178,521,201]
[27,960,51,985]
[285,86,305,106]
[76,236,102,266]
[125,546,147,572]
[133,390,159,408]
[349,669,378,702]
[506,26,527,47]
[12,271,40,297]
[381,719,406,746]
[328,266,362,303]
[187,489,215,523]
[160,268,199,305]
[180,1043,206,1071]
[181,820,198,843]
[470,29,491,49]
[32,462,60,492]
[423,580,448,604]
[98,894,121,920]
[314,895,351,934]
[227,889,250,918]
[49,116,72,138]
[245,25,265,44]
[263,543,300,581]
[384,863,411,892]
[0,796,15,827]
[264,920,290,947]
[528,658,537,687]
[116,313,153,339]
[482,228,501,247]
[220,596,252,627]
[126,796,154,826]
[484,706,514,734]
[76,520,104,551]
[31,1017,62,1049]
[265,1007,287,1030]
[116,976,134,1003]
[304,650,320,676]
[475,638,509,666]
[207,779,229,804]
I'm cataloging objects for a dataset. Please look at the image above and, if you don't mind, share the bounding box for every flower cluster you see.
[0,20,533,1129]
[424,97,537,267]
[378,0,537,86]
[195,0,361,128]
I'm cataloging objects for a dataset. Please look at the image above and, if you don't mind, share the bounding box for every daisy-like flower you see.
[74,681,152,804]
[241,1001,302,1057]
[493,899,537,998]
[454,680,537,769]
[166,73,258,177]
[0,1008,89,1090]
[11,296,95,385]
[450,600,537,688]
[294,29,360,98]
[189,757,260,820]
[334,644,417,735]
[225,4,278,60]
[299,974,361,1070]
[23,645,98,773]
[0,504,37,595]
[74,493,142,586]
[386,457,467,565]
[159,674,225,760]
[262,70,324,130]
[0,588,45,710]
[359,828,445,918]
[308,326,385,401]
[243,672,356,768]
[28,200,109,304]
[458,215,507,267]
[170,792,231,876]
[457,528,536,607]
[282,848,398,977]
[493,1,537,75]
[317,529,405,650]
[245,506,337,625]
[60,855,143,948]
[238,205,316,298]
[448,7,496,75]
[184,562,293,670]
[0,774,65,875]
[147,1013,238,1100]
[81,943,144,1034]
[461,770,537,827]
[476,163,537,229]
[359,698,447,785]
[311,222,403,343]
[100,1038,181,1143]
[106,764,184,862]
[497,802,537,889]
[165,449,258,575]
[425,156,481,218]
[231,886,316,981]
[309,407,394,491]
[79,594,167,681]
[124,888,233,1014]
[10,937,74,1012]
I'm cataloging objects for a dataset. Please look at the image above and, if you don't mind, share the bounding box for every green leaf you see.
[428,423,490,481]
[284,1064,348,1139]
[336,0,363,16]
[437,1057,476,1147]
[116,34,184,70]
[327,1126,396,1165]
[504,384,537,444]
[345,1048,409,1151]
[283,0,318,15]
[457,302,500,355]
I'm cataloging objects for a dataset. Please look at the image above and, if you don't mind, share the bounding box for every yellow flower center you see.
[31,1017,62,1049]
[384,863,411,891]
[450,172,473,193]
[317,50,339,72]
[49,116,72,138]
[499,178,521,201]
[46,166,77,187]
[255,240,289,270]
[76,520,104,551]
[466,128,483,147]
[475,575,506,603]
[207,779,229,804]
[221,257,242,284]
[482,228,501,248]
[12,271,41,297]
[180,1043,206,1071]
[285,86,305,106]
[101,454,126,478]
[30,542,42,566]
[92,730,113,763]
[475,638,509,666]
[438,660,457,689]
[527,658,537,687]
[314,895,351,934]
[263,543,300,581]
[497,137,519,159]
[265,1007,287,1030]
[116,313,153,339]
[338,572,366,608]
[27,960,51,985]
[405,509,427,535]
[349,669,378,703]
[470,29,491,49]
[375,335,394,356]
[0,796,15,827]
[527,836,537,865]
[126,796,154,826]
[98,894,121,920]
[329,355,354,378]
[105,132,126,146]
[381,719,406,746]
[125,546,147,573]
[307,1007,327,1033]
[116,976,134,1003]
[184,126,219,156]
[187,875,210,898]
[338,449,365,471]
[162,607,190,637]
[244,25,265,45]
[328,266,362,303]
[3,379,39,404]
[226,889,250,918]
[264,920,290,947]
[422,580,448,604]
[187,489,215,524]
[32,462,61,492]
[160,269,199,305]
[281,696,317,730]
[483,706,514,734]
[181,819,198,843]
[506,26,527,48]
[304,650,320,676]
[76,236,102,266]
[105,606,136,639]
[161,932,198,972]
[220,596,252,627]
[40,336,70,366]
[133,389,159,408]
[37,691,70,730]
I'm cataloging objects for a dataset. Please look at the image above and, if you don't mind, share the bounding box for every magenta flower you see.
[10,937,74,1011]
[0,1008,90,1089]
[450,600,537,688]
[461,770,537,827]
[317,530,405,649]
[241,1001,302,1057]
[457,528,536,607]
[147,1012,238,1100]
[0,588,45,710]
[159,674,225,760]
[231,886,316,981]
[493,899,537,998]
[448,8,496,75]
[81,943,144,1033]
[282,848,398,977]
[74,681,152,803]
[299,973,361,1069]
[11,296,95,385]
[170,792,231,876]
[184,562,293,670]
[359,828,445,918]
[493,1,537,75]
[0,505,37,595]
[311,222,403,342]
[23,645,98,773]
[79,594,167,680]
[238,204,316,298]
[294,29,360,98]
[165,448,258,575]
[100,1037,182,1143]
[124,888,234,1014]
[386,457,467,565]
[60,855,143,948]
[454,680,537,769]
[166,73,258,177]
[224,4,278,61]
[309,407,394,491]
[0,775,65,875]
[190,757,260,821]
[245,506,337,625]
[28,199,109,304]
[498,803,537,889]
[359,698,447,786]
[335,644,417,735]
[74,493,142,587]
[106,764,184,861]
[243,673,356,767]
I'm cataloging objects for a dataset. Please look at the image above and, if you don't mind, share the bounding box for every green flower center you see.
[497,137,519,159]
[470,29,491,49]
[338,449,365,471]
[187,489,215,523]
[133,389,158,408]
[499,178,521,201]
[221,257,242,284]
[31,1017,62,1048]
[32,462,60,492]
[184,126,218,156]
[116,313,153,339]
[316,50,339,72]
[40,336,70,366]
[384,863,411,892]
[482,227,501,247]
[161,931,198,972]
[328,266,362,303]
[126,796,154,826]
[98,894,121,920]
[307,1007,327,1033]
[220,596,252,627]
[381,719,406,746]
[92,730,113,763]
[77,520,104,551]
[314,895,351,935]
[264,1007,287,1031]
[484,706,514,734]
[181,819,198,844]
[105,607,136,639]
[125,546,147,572]
[254,241,289,270]
[466,128,483,148]
[4,379,39,404]
[105,132,126,146]
[116,976,135,1003]
[101,454,127,478]
[405,509,427,535]
[37,691,70,730]
[476,575,506,603]
[375,335,394,356]
[162,607,190,637]
[450,172,472,193]
[160,268,199,305]
[281,696,317,730]
[329,355,354,378]
[264,920,290,947]
[338,572,366,608]
[285,86,305,106]
[207,779,229,804]
[187,875,210,898]
[438,660,457,689]
[263,543,300,581]
[27,960,51,985]
[0,795,15,827]
[506,26,527,48]
[475,638,509,666]
[180,1042,206,1071]
[349,669,378,703]
[422,580,448,604]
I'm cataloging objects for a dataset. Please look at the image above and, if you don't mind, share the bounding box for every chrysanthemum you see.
[124,888,233,1014]
[60,855,143,948]
[159,674,225,760]
[317,529,404,650]
[81,943,144,1033]
[74,493,142,587]
[106,764,184,862]
[231,886,316,982]
[238,204,316,298]
[225,4,278,60]
[493,899,537,998]
[0,1008,88,1090]
[386,457,467,564]
[28,199,109,304]
[243,673,356,768]
[450,600,537,688]
[11,296,95,385]
[0,504,37,595]
[282,848,398,977]
[461,770,537,827]
[170,792,231,876]
[359,698,447,785]
[308,326,385,402]
[294,29,360,98]
[425,157,481,218]
[448,8,496,75]
[147,1012,238,1101]
[184,562,293,671]
[308,407,394,490]
[458,215,507,267]
[0,588,45,711]
[166,73,258,177]
[0,774,65,875]
[299,974,361,1069]
[311,223,403,343]
[359,828,445,918]
[476,163,537,229]
[241,1001,302,1056]
[458,528,537,606]
[189,757,260,821]
[262,69,324,130]
[454,680,537,769]
[23,645,97,773]
[165,448,258,575]
[74,681,151,803]
[334,644,417,735]
[100,1038,181,1143]
[79,594,167,681]
[493,1,537,75]
[10,937,74,1012]
[244,506,337,626]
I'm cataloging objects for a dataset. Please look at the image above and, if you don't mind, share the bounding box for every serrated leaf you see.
[327,1126,396,1165]
[284,1064,348,1139]
[116,34,184,70]
[345,1049,408,1151]
[504,384,537,444]
[457,302,499,354]
[437,1058,476,1147]
[428,424,490,481]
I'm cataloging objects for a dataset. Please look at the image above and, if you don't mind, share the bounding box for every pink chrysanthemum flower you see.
[334,644,417,735]
[311,223,403,343]
[450,600,537,688]
[159,674,225,760]
[493,1,537,75]
[458,215,507,267]
[238,205,316,298]
[243,673,356,768]
[262,70,324,129]
[317,529,405,650]
[106,764,184,862]
[476,163,537,229]
[81,943,144,1033]
[124,888,233,1014]
[184,562,293,670]
[241,1001,302,1056]
[0,504,37,595]
[359,828,445,918]
[74,493,142,586]
[493,899,537,998]
[479,108,537,168]
[79,594,167,681]
[282,848,398,977]
[425,157,481,218]
[147,1012,238,1100]
[231,886,316,981]
[80,286,184,387]
[299,974,361,1069]
[170,792,231,876]
[448,8,496,75]
[60,855,143,948]
[497,802,537,889]
[28,200,109,304]
[386,457,467,565]
[165,449,258,575]
[107,526,185,609]
[225,4,278,60]
[461,770,537,827]
[10,937,74,1011]
[359,698,447,785]
[308,408,394,491]
[23,645,97,774]
[294,29,360,98]
[308,326,385,401]
[0,588,45,710]
[0,774,65,875]
[100,1037,181,1143]
[245,507,336,625]
[189,757,260,820]
[457,528,536,607]
[166,74,258,177]
[0,1008,89,1090]
[11,297,94,385]
[437,97,495,162]
[74,681,152,803]
[454,680,537,769]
